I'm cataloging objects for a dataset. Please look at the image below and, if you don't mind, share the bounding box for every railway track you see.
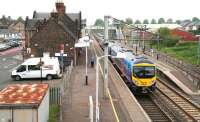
[135,94,172,122]
[93,33,200,121]
[93,34,172,122]
[156,79,200,122]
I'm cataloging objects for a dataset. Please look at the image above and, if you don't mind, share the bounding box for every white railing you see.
[89,96,94,122]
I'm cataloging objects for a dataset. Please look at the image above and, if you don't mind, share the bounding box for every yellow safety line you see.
[107,88,120,122]
[92,39,120,122]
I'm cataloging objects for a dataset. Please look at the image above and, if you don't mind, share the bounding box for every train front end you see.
[132,63,156,93]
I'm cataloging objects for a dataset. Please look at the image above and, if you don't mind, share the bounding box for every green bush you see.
[49,104,60,122]
[162,36,179,47]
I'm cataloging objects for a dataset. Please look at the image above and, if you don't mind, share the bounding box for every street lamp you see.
[95,53,125,122]
[84,35,90,85]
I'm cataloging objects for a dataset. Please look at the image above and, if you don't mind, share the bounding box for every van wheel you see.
[47,75,53,80]
[15,75,21,81]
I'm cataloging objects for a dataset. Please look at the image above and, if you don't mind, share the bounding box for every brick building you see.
[170,29,198,41]
[25,2,81,65]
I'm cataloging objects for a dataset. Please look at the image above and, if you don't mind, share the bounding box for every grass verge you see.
[49,104,60,122]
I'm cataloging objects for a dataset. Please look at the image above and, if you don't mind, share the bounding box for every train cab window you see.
[133,66,155,78]
[145,67,155,77]
[16,65,26,72]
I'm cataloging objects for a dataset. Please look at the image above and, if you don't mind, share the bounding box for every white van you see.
[11,57,61,81]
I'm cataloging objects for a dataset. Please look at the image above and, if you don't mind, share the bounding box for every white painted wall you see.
[14,109,37,122]
[0,89,49,122]
[38,89,49,122]
[0,109,12,122]
[0,109,37,122]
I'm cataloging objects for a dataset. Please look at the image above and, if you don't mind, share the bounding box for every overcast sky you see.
[0,0,199,25]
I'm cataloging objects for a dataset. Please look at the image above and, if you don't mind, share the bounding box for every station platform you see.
[62,41,152,122]
[62,46,116,122]
[92,40,151,122]
[125,44,200,95]
[151,56,200,95]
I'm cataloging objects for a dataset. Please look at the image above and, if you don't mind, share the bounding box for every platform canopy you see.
[75,36,93,47]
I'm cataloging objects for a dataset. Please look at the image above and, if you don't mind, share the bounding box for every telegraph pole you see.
[142,25,147,53]
[157,33,160,50]
[104,16,109,98]
[198,36,200,64]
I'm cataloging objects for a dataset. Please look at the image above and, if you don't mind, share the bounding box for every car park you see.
[7,41,19,47]
[0,43,10,51]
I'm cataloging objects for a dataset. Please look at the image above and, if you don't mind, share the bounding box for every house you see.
[180,20,200,32]
[0,84,49,122]
[0,16,24,46]
[134,24,182,33]
[25,2,81,65]
[9,21,25,39]
[180,20,192,31]
[0,16,13,29]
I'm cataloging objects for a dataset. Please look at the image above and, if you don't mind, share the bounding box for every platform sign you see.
[55,53,67,57]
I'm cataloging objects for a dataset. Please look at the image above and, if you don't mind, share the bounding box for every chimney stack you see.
[55,2,66,14]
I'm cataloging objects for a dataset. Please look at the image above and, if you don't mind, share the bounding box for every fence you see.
[49,87,61,104]
[61,61,73,95]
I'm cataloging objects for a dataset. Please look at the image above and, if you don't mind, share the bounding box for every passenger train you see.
[108,43,156,93]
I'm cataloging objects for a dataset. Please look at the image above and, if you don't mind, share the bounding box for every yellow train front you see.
[110,46,156,93]
[131,60,156,93]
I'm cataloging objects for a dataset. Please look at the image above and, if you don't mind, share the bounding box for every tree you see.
[94,19,104,27]
[166,18,173,24]
[175,20,181,24]
[143,19,149,24]
[158,18,165,24]
[158,27,179,47]
[158,27,170,37]
[125,18,133,25]
[151,19,157,24]
[17,16,24,22]
[1,15,5,19]
[192,17,200,22]
[134,20,141,24]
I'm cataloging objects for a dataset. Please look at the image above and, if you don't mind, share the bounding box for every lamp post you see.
[84,35,90,85]
[40,57,43,83]
[156,33,160,50]
[96,55,111,122]
[95,53,125,122]
[104,16,109,98]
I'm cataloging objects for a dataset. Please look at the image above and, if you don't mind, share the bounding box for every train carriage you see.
[109,44,156,93]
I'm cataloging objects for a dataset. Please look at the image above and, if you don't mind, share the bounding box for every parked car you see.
[0,43,10,51]
[11,57,61,81]
[7,41,19,47]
